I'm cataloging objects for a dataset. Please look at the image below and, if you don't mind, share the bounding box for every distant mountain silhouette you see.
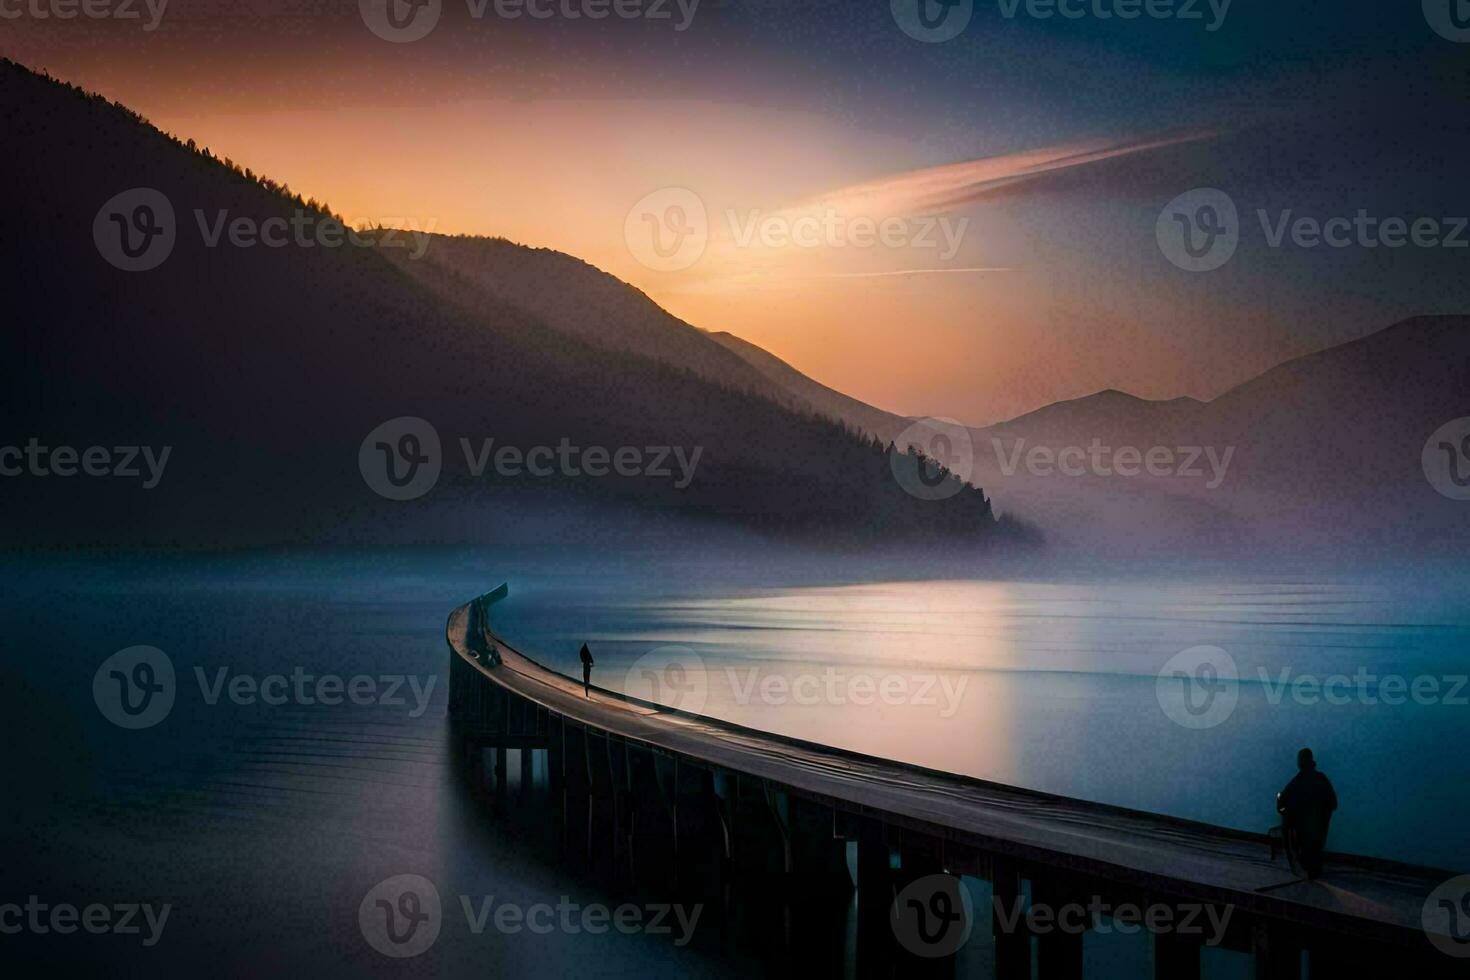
[984,389,1204,445]
[967,317,1470,554]
[0,59,1015,550]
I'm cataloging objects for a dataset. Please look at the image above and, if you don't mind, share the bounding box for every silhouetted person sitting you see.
[1277,747,1337,880]
[579,643,594,698]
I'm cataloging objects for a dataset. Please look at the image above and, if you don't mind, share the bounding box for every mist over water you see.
[2,548,1465,972]
[1,549,760,976]
[496,552,1470,870]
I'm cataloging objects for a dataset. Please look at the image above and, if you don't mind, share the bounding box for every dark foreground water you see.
[1,549,1466,977]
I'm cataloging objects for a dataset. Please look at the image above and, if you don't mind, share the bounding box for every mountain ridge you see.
[0,57,1014,551]
[964,315,1470,553]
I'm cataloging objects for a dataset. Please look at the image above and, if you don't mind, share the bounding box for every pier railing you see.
[445,588,1465,979]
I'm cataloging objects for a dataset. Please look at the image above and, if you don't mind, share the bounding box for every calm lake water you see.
[490,551,1470,871]
[3,549,1466,975]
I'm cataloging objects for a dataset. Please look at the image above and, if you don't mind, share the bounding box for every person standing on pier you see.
[1277,747,1338,880]
[579,643,595,697]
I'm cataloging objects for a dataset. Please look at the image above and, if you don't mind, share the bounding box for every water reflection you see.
[1,551,1464,978]
[501,572,1470,869]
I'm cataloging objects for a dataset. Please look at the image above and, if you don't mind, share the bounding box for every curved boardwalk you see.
[446,591,1464,978]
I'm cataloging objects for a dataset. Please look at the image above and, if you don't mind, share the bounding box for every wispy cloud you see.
[670,266,1017,294]
[678,129,1217,294]
[801,267,1018,279]
[797,129,1220,218]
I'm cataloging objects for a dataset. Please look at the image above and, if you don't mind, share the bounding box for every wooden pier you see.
[446,588,1466,978]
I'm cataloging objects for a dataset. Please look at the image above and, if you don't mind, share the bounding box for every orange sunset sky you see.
[3,2,1462,424]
